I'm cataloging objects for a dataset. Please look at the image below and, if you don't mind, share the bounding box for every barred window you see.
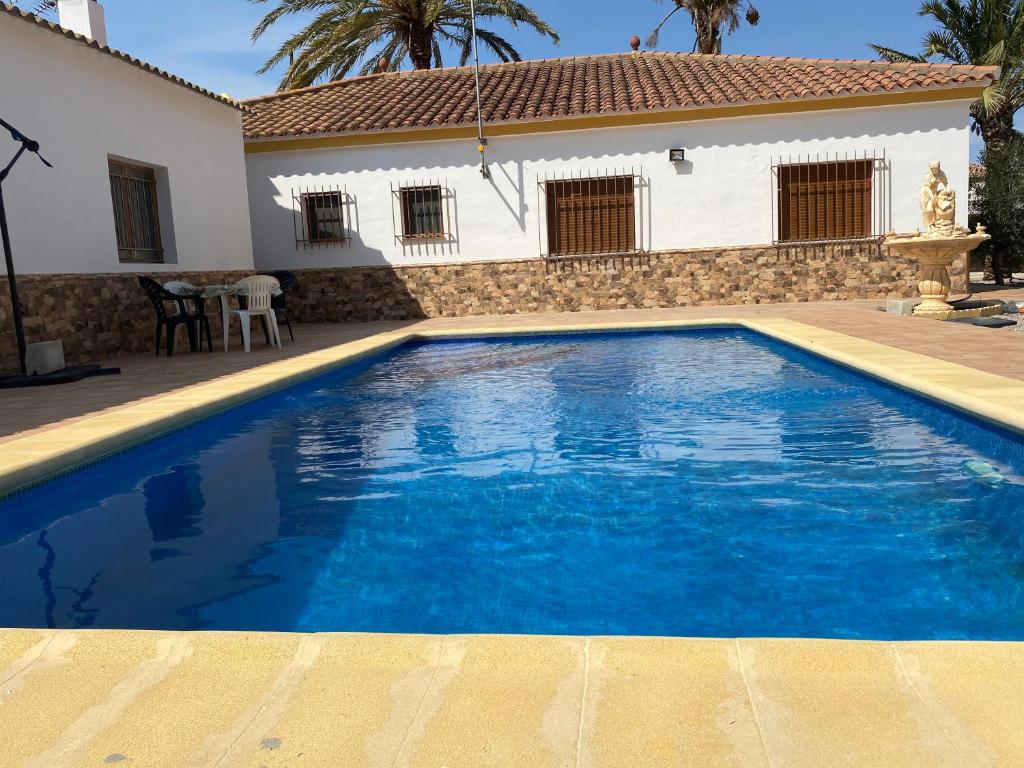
[400,185,445,239]
[774,157,882,244]
[295,189,348,247]
[109,160,163,263]
[541,173,640,259]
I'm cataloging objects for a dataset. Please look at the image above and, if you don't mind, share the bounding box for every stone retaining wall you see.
[0,242,966,369]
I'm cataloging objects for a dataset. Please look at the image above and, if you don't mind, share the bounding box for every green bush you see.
[976,134,1024,283]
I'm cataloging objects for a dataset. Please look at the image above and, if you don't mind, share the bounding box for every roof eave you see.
[243,81,990,146]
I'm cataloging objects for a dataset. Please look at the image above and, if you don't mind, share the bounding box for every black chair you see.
[164,280,213,353]
[269,270,296,341]
[138,276,200,357]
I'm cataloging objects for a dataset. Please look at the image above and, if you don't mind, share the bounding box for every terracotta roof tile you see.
[1,2,244,111]
[242,52,997,140]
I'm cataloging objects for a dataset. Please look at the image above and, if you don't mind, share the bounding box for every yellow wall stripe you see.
[244,86,984,154]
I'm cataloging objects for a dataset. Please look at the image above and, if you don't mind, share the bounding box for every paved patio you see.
[3,295,1024,767]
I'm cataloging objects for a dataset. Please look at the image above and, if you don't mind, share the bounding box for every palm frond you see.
[872,0,1024,151]
[646,1,760,53]
[866,44,926,63]
[252,0,558,89]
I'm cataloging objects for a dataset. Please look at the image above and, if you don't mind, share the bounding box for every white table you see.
[169,283,283,352]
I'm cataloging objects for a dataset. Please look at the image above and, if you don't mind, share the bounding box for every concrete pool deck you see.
[1,629,1022,767]
[4,294,1024,765]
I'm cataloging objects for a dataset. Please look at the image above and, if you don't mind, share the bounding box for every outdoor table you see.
[191,283,283,300]
[167,282,283,351]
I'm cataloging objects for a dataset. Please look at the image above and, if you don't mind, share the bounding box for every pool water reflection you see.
[3,330,1024,639]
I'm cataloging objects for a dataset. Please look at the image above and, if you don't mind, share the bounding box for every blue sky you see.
[68,0,937,98]
[37,0,983,153]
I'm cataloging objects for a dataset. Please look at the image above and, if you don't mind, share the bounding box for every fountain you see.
[884,161,996,320]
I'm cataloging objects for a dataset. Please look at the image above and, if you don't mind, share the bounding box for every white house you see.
[0,0,254,276]
[0,0,1003,364]
[242,51,995,274]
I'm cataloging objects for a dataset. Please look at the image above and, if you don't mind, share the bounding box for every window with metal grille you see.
[541,173,640,259]
[294,188,349,248]
[108,160,163,263]
[773,154,886,244]
[399,185,445,239]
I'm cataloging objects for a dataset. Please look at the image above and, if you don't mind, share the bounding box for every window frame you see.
[772,153,887,246]
[539,170,644,260]
[108,159,164,264]
[398,184,446,241]
[294,188,350,249]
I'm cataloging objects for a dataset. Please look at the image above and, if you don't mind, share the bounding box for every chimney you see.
[57,0,107,47]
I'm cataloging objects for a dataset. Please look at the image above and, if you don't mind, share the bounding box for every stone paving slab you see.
[0,630,1021,767]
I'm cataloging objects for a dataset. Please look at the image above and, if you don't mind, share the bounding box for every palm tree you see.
[647,0,760,54]
[250,0,559,90]
[870,0,1024,152]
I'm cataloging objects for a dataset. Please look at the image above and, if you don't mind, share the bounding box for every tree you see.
[251,0,559,90]
[974,135,1024,282]
[647,0,760,54]
[870,1,1024,153]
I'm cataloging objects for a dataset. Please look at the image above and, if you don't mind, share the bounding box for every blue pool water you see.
[3,329,1024,639]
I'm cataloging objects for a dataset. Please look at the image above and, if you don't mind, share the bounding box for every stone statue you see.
[920,160,957,236]
[932,186,957,236]
[885,160,990,319]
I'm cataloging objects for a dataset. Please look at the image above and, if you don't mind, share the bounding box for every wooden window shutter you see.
[778,160,873,243]
[546,176,635,257]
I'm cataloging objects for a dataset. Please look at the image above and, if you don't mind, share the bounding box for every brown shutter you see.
[546,176,635,257]
[779,160,872,243]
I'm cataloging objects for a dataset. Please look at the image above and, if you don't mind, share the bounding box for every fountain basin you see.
[885,231,993,320]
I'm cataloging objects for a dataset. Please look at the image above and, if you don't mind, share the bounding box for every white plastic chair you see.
[223,275,282,353]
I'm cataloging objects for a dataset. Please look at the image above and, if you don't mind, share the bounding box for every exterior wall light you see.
[669,148,686,163]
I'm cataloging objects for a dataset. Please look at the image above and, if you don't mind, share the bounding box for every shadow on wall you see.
[281,225,429,323]
[490,160,527,232]
[267,173,463,270]
[263,179,428,322]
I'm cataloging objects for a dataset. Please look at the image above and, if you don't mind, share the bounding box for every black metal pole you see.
[0,118,51,377]
[0,154,27,375]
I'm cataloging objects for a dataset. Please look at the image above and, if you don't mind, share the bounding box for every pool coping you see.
[2,628,1021,766]
[4,315,1024,497]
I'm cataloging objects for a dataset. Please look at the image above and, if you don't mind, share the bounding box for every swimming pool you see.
[2,328,1024,639]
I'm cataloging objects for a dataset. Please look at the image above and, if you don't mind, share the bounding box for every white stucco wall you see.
[245,99,972,270]
[0,14,254,275]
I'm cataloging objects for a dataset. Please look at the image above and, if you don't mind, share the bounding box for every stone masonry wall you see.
[0,242,967,369]
[0,270,251,371]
